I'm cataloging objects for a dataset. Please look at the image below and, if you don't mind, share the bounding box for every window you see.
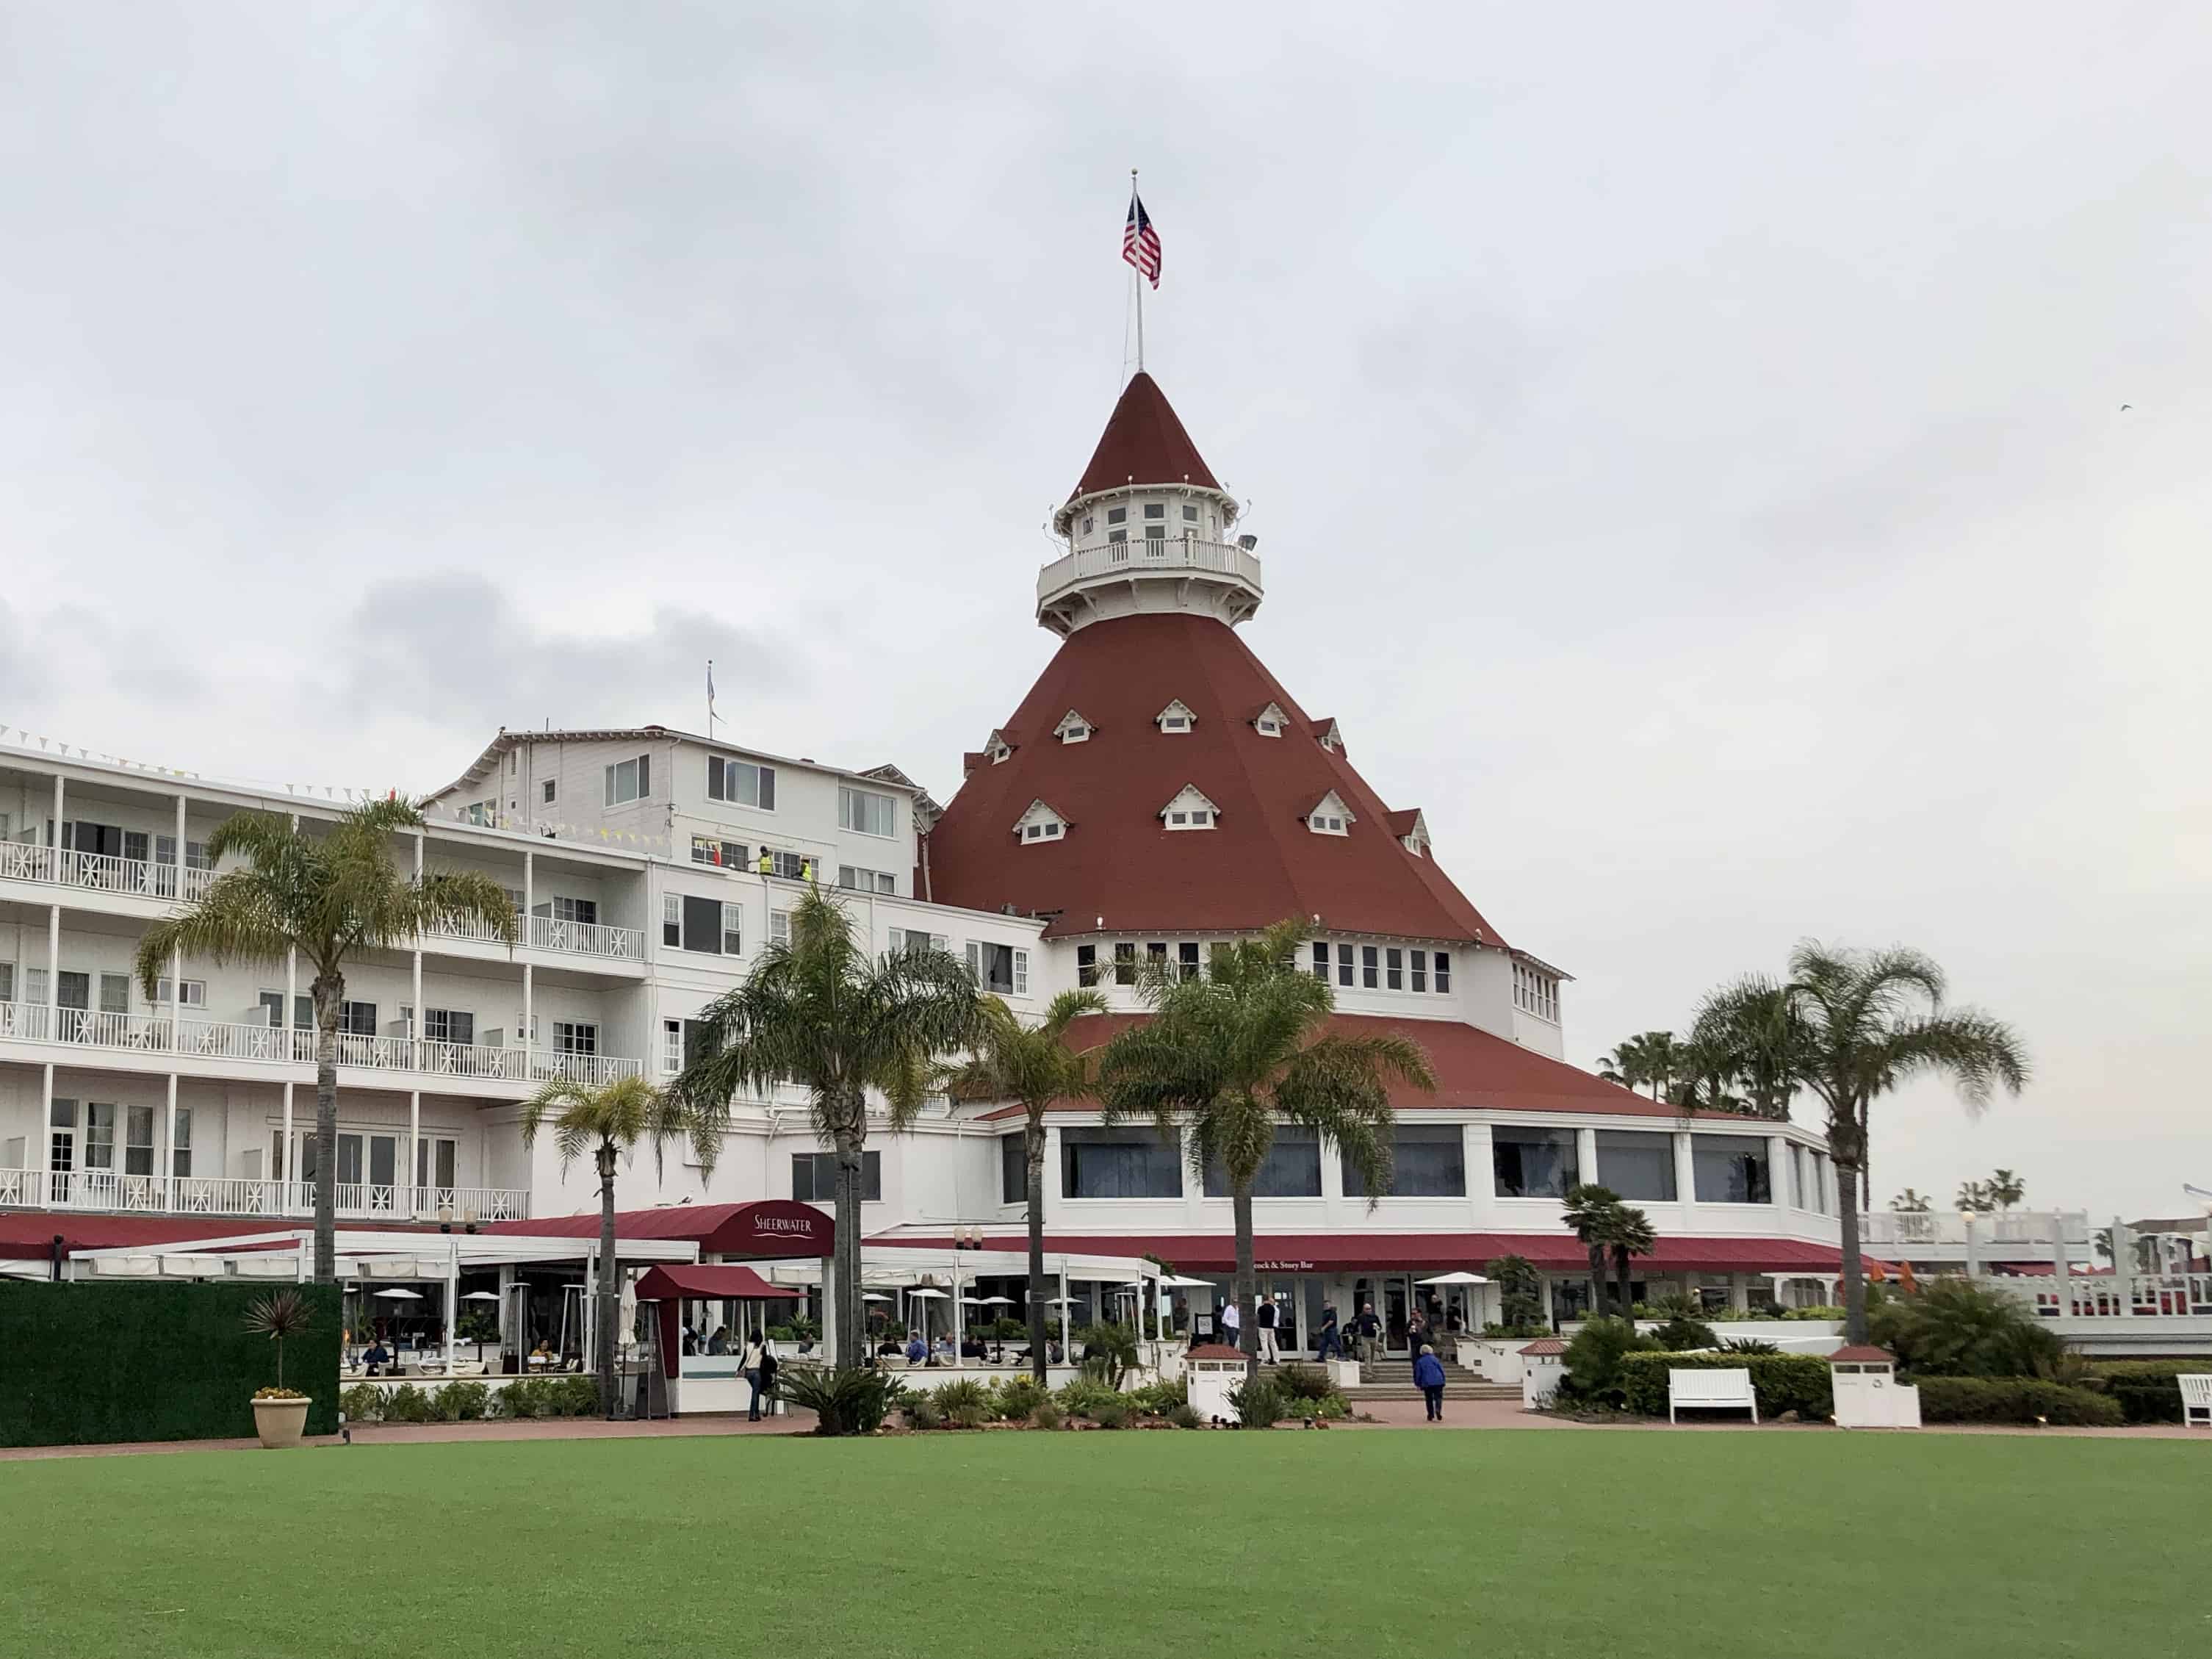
[663,893,681,948]
[99,974,129,1015]
[1311,942,1329,982]
[84,1102,115,1171]
[1081,516,1094,536]
[1181,503,1198,523]
[707,755,774,810]
[547,896,597,926]
[1204,1126,1321,1197]
[604,753,651,806]
[1143,503,1164,520]
[154,835,209,870]
[671,894,738,954]
[1001,1134,1026,1203]
[1596,1131,1677,1202]
[1061,1126,1181,1198]
[126,1105,156,1176]
[691,835,748,868]
[1015,800,1067,843]
[172,1108,192,1178]
[1692,1135,1772,1204]
[1178,942,1201,982]
[1344,1126,1466,1197]
[1146,942,1169,982]
[1336,944,1354,988]
[1055,710,1092,744]
[422,1008,475,1046]
[1021,819,1064,841]
[770,910,790,947]
[721,902,743,954]
[153,978,207,1008]
[1386,948,1403,991]
[1494,1128,1579,1198]
[339,1001,378,1037]
[1077,944,1098,987]
[682,1018,720,1070]
[542,779,557,805]
[793,1151,882,1203]
[1434,951,1452,993]
[553,1021,598,1056]
[1513,962,1560,1022]
[839,786,896,837]
[1114,943,1136,986]
[1106,506,1126,525]
[1156,700,1195,733]
[965,940,1023,995]
[1160,785,1218,829]
[1411,950,1427,993]
[758,849,809,879]
[1107,529,1126,544]
[1361,946,1379,990]
[415,1137,457,1190]
[837,865,897,895]
[1308,791,1352,835]
[662,1019,684,1075]
[1145,521,1166,542]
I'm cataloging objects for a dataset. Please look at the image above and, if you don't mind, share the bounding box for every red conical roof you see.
[1068,372,1222,500]
[924,612,1504,943]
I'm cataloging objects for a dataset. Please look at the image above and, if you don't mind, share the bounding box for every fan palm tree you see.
[1562,1184,1625,1317]
[1596,1032,1682,1099]
[674,883,981,1370]
[1782,941,2028,1342]
[1890,1187,1933,1213]
[1096,918,1433,1378]
[520,1073,730,1414]
[134,797,517,1283]
[1988,1168,2025,1210]
[935,988,1108,1383]
[1956,1179,1995,1214]
[1687,976,1807,1121]
[1668,1033,1748,1115]
[1605,1203,1659,1316]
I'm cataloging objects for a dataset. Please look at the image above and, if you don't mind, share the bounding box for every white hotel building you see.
[0,370,1848,1347]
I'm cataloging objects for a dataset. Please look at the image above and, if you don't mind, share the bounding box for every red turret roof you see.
[923,611,1504,943]
[1069,372,1222,500]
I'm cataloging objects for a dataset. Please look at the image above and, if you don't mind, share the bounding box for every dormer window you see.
[1253,702,1289,738]
[1053,710,1094,744]
[1159,785,1220,831]
[984,729,1014,765]
[1082,517,1095,536]
[1143,503,1164,519]
[1013,799,1067,843]
[1156,699,1196,733]
[1397,810,1432,857]
[1106,507,1127,525]
[1306,791,1353,835]
[1315,719,1345,754]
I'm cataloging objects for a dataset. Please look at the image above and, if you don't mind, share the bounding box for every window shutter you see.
[964,941,981,983]
[638,754,650,799]
[720,902,743,955]
[771,911,790,946]
[1012,949,1029,995]
[662,893,680,946]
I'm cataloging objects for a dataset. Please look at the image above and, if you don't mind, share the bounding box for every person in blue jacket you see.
[1413,1343,1448,1422]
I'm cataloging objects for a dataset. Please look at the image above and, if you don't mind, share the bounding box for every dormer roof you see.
[1314,718,1344,754]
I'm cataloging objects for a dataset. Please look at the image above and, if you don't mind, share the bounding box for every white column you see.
[410,947,423,1059]
[162,1074,177,1206]
[169,944,182,1054]
[1058,1264,1070,1357]
[281,1082,295,1210]
[1767,1134,1793,1210]
[173,793,187,893]
[38,1062,54,1202]
[523,962,534,1072]
[951,1261,965,1369]
[524,849,536,943]
[46,904,60,1021]
[51,774,63,857]
[1673,1132,1699,1220]
[444,1239,459,1370]
[1574,1126,1599,1188]
[407,1090,421,1218]
[1728,1273,1750,1311]
[2050,1223,2072,1319]
[1962,1212,1982,1278]
[2111,1219,2135,1318]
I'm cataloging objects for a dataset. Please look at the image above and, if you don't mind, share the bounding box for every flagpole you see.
[1131,168,1144,375]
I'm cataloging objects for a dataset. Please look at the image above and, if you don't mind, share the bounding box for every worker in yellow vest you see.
[756,850,773,878]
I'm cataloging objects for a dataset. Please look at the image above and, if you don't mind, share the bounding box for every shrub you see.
[1126,1376,1187,1416]
[1311,1393,1350,1420]
[1783,1306,1846,1321]
[1076,1322,1140,1388]
[1227,1377,1286,1428]
[383,1383,433,1424]
[433,1381,491,1422]
[1559,1317,1662,1404]
[552,1375,602,1417]
[1616,1352,1834,1419]
[1030,1400,1064,1431]
[779,1366,906,1436]
[491,1378,551,1419]
[1088,1398,1131,1430]
[995,1377,1048,1424]
[992,1317,1028,1340]
[2085,1362,2205,1425]
[1914,1376,2123,1427]
[1272,1363,1336,1403]
[1718,1337,1781,1356]
[1869,1278,2062,1378]
[1164,1402,1202,1429]
[339,1383,385,1424]
[1652,1316,1721,1353]
[1480,1324,1550,1340]
[1054,1377,1123,1419]
[934,1378,998,1428]
[903,1395,943,1430]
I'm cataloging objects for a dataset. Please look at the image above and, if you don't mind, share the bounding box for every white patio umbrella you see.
[1416,1272,1490,1286]
[861,1292,894,1303]
[372,1287,425,1299]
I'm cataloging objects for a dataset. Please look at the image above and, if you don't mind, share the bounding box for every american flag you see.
[1123,190,1161,288]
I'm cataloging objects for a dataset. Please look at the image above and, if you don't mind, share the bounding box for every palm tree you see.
[134,797,517,1282]
[1688,976,1807,1121]
[674,883,980,1370]
[1563,1184,1625,1317]
[936,988,1107,1383]
[520,1073,730,1414]
[1605,1203,1659,1315]
[1988,1168,2025,1210]
[1782,941,2028,1342]
[1096,918,1433,1378]
[1956,1179,1995,1214]
[1668,1033,1748,1115]
[1596,1032,1682,1100]
[1891,1187,1933,1213]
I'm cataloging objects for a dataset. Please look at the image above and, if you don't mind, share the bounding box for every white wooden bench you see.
[2180,1373,2212,1429]
[1669,1367,1759,1424]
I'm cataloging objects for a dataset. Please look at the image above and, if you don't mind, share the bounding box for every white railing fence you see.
[1858,1209,2091,1248]
[0,844,216,903]
[526,913,645,961]
[1037,536,1265,603]
[0,1167,529,1222]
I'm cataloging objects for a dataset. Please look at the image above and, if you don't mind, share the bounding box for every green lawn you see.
[7,1429,2205,1658]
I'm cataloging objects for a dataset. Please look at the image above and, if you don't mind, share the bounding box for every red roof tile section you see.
[924,612,1505,943]
[1069,371,1222,500]
[968,1012,1740,1120]
[1828,1345,1895,1364]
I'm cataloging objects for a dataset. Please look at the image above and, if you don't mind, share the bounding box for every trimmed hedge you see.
[2085,1362,2208,1426]
[1913,1376,2123,1427]
[0,1280,342,1447]
[1617,1352,1834,1419]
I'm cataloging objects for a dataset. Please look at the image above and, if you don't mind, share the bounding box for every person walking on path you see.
[756,1342,779,1420]
[1406,1309,1428,1378]
[1255,1295,1279,1364]
[1413,1344,1448,1422]
[1354,1303,1380,1366]
[1220,1296,1242,1354]
[1314,1308,1343,1363]
[740,1335,768,1422]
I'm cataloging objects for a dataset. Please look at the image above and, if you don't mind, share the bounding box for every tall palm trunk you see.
[1233,1181,1257,1379]
[595,1142,619,1417]
[1837,1166,1868,1344]
[1613,1245,1634,1317]
[1585,1242,1609,1317]
[831,1112,864,1370]
[309,973,342,1284]
[1025,1116,1048,1385]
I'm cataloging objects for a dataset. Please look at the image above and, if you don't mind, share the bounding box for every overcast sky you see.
[2,5,2205,1220]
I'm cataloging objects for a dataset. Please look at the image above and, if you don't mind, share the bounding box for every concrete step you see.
[1355,1383,1522,1403]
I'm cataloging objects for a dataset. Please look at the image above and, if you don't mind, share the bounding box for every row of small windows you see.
[1082,502,1210,544]
[1513,962,1560,1023]
[1039,1124,1815,1206]
[1018,702,1300,748]
[1015,788,1354,844]
[1310,941,1453,996]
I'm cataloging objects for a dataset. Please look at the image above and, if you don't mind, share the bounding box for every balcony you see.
[0,841,216,904]
[409,910,649,963]
[0,1002,641,1088]
[1036,536,1265,636]
[0,1165,528,1222]
[1857,1209,2090,1250]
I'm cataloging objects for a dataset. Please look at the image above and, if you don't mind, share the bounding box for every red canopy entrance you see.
[486,1198,832,1260]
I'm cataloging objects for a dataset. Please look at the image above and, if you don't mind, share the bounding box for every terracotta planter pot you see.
[252,1395,311,1449]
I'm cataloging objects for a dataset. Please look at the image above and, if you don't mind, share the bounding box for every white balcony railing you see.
[0,1167,530,1223]
[1857,1209,2091,1249]
[1036,536,1265,605]
[424,912,515,946]
[0,1003,638,1087]
[525,912,645,962]
[0,842,217,904]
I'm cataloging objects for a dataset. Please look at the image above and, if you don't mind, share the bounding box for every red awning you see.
[486,1199,832,1259]
[634,1264,802,1302]
[871,1230,1845,1275]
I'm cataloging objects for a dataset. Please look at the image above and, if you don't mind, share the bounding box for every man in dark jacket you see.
[1413,1345,1448,1422]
